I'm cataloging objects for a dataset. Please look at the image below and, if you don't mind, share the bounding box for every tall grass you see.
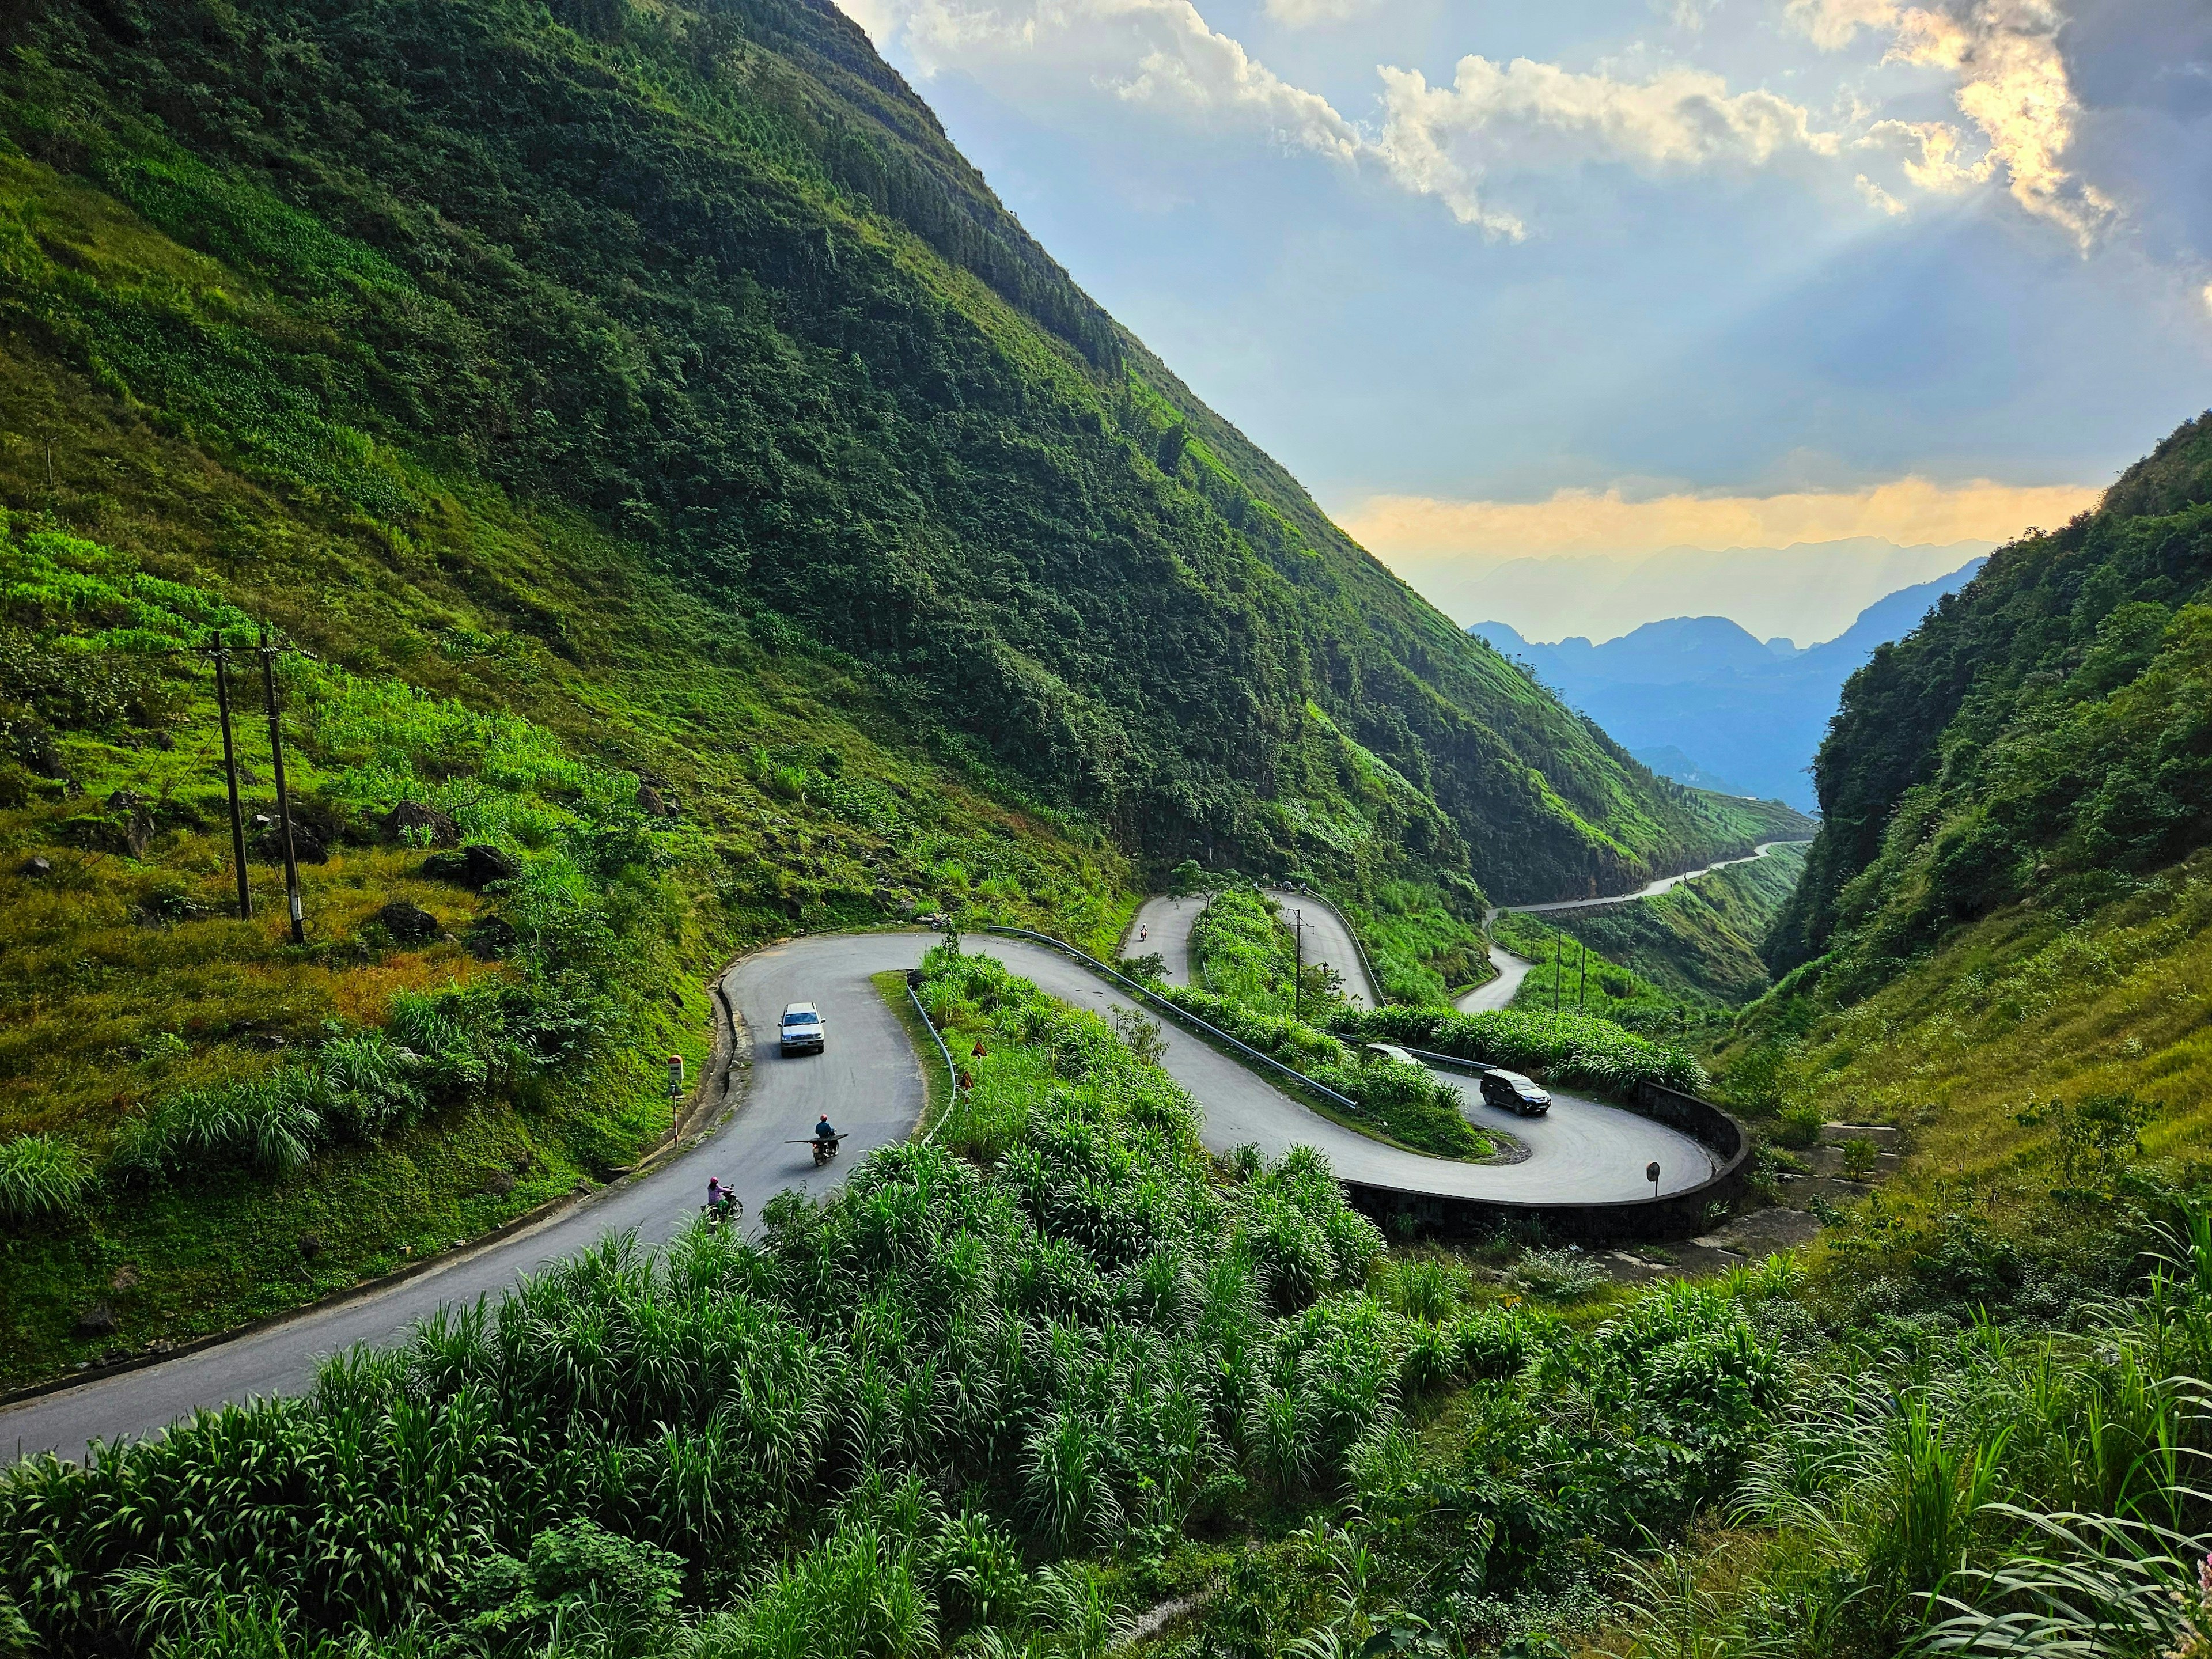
[1603,1208,2212,1659]
[0,1132,91,1224]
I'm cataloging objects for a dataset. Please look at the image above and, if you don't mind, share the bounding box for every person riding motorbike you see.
[703,1176,738,1227]
[812,1115,840,1166]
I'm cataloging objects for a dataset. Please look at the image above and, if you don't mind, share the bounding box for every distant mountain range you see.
[1470,559,1989,810]
[1395,537,1997,646]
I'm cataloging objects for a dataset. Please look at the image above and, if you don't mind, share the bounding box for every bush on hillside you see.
[1164,985,1490,1158]
[1335,1005,1708,1096]
[0,1134,92,1225]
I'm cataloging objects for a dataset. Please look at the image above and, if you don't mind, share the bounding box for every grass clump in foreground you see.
[1,946,1801,1659]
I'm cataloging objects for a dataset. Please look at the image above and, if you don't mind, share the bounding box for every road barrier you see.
[906,970,963,1142]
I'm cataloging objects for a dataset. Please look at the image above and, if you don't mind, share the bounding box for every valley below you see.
[2,2,2211,1657]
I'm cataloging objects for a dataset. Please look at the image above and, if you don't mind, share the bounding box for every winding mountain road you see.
[1122,888,1377,1006]
[3,919,1711,1465]
[1456,948,1534,1013]
[1497,839,1810,915]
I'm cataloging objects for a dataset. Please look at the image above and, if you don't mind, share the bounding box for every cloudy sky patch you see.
[836,0,2212,630]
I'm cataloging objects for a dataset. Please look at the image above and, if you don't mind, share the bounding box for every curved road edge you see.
[3,925,1746,1465]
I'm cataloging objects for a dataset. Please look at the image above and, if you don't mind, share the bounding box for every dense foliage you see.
[0,948,1791,1659]
[1336,1004,1709,1097]
[1185,887,1350,1019]
[1773,411,2212,991]
[0,0,1776,903]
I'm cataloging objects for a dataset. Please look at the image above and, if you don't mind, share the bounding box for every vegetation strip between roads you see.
[3,916,1733,1464]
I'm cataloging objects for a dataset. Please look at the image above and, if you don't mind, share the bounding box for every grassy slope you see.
[1722,848,2212,1196]
[1501,842,1810,1009]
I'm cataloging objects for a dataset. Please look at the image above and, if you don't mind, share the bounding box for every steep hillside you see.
[0,0,1762,903]
[1499,839,1809,1010]
[1720,411,2212,1216]
[0,0,1774,1370]
[1771,411,2212,990]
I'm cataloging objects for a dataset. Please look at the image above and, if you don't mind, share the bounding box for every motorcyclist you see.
[707,1176,725,1211]
[814,1115,837,1145]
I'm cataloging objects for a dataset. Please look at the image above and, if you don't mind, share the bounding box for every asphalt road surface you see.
[1456,948,1534,1012]
[1122,888,1376,1006]
[1123,893,1201,984]
[1263,887,1377,1007]
[1499,840,1810,916]
[3,927,1711,1465]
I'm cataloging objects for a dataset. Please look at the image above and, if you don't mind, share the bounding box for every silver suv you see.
[778,1002,825,1055]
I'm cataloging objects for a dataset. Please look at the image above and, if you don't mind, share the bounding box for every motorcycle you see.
[699,1193,742,1229]
[790,1134,846,1168]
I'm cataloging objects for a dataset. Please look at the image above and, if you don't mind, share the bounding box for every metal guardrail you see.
[907,974,962,1142]
[976,926,1361,1113]
[1398,1045,1494,1078]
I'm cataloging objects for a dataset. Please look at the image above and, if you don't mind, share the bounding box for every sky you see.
[834,0,2212,642]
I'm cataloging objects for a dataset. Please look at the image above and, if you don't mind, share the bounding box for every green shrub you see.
[111,1075,323,1180]
[0,1134,91,1225]
[1337,1004,1708,1096]
[1510,1247,1605,1301]
[315,1032,428,1141]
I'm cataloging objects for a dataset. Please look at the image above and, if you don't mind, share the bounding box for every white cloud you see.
[863,0,1360,161]
[1791,0,2116,249]
[1855,171,1906,213]
[1262,0,1381,27]
[1370,55,1836,235]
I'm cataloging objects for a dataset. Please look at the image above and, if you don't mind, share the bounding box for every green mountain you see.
[0,0,1778,1372]
[0,0,1762,902]
[1770,411,2212,989]
[1724,411,2212,1203]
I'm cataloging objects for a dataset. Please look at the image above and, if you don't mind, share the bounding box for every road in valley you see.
[1121,887,1377,1006]
[1497,840,1810,916]
[3,922,1711,1465]
[1456,948,1534,1012]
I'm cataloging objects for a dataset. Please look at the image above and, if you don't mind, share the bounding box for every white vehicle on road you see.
[779,1002,825,1055]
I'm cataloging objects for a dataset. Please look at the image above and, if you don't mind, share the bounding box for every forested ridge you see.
[0,0,1769,900]
[1771,410,2212,989]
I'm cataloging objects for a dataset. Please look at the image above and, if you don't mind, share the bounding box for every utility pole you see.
[210,632,251,920]
[1578,940,1587,1010]
[1552,929,1560,1014]
[1293,908,1305,1025]
[258,626,306,945]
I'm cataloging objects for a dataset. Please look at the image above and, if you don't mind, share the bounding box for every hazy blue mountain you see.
[1628,746,1747,795]
[1472,558,1989,810]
